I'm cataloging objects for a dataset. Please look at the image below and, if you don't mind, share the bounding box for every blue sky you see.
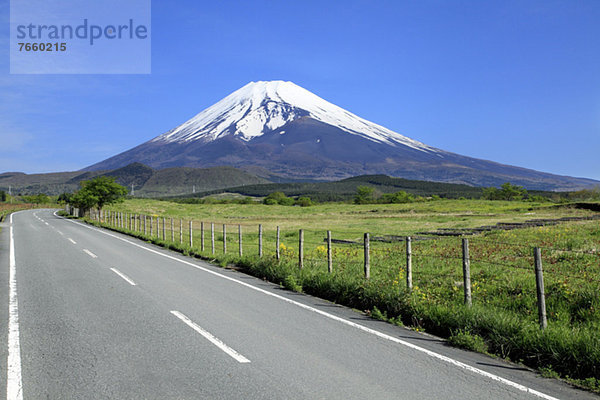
[1,0,599,181]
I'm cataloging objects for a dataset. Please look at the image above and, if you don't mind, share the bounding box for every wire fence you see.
[74,206,600,330]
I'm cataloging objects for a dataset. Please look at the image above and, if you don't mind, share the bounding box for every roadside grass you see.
[97,198,600,392]
[0,203,41,226]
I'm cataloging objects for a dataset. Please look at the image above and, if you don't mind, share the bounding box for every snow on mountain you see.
[151,80,436,153]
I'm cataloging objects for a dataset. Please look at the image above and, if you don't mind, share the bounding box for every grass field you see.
[98,198,600,391]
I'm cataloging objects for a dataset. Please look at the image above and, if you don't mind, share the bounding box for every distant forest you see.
[169,174,566,203]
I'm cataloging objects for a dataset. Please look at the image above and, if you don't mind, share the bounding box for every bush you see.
[448,330,488,353]
[381,190,414,204]
[263,191,295,206]
[279,197,295,206]
[22,193,51,204]
[295,196,313,207]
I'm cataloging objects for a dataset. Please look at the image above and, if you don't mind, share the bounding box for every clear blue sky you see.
[1,0,599,181]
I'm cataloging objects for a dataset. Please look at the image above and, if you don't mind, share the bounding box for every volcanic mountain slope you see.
[85,81,598,191]
[0,163,268,196]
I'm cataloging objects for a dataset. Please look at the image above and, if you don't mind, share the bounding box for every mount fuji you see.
[85,81,597,190]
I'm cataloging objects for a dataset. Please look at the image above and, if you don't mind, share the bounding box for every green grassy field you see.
[98,198,600,391]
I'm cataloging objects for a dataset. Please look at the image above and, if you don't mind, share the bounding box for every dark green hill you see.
[172,174,487,202]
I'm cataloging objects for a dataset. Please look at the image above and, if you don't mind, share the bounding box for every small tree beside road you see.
[70,176,127,214]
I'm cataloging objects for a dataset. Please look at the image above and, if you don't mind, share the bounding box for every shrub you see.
[295,196,313,207]
[447,330,488,353]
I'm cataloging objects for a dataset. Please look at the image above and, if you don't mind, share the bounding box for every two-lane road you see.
[0,209,596,399]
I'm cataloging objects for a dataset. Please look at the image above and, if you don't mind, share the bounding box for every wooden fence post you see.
[239,225,243,256]
[299,229,304,269]
[258,224,263,257]
[462,238,472,307]
[223,224,227,254]
[406,236,412,291]
[211,223,215,254]
[171,218,174,242]
[534,247,548,330]
[189,221,193,248]
[201,222,205,252]
[276,226,280,260]
[180,219,183,243]
[144,215,147,235]
[364,233,370,280]
[150,216,153,236]
[162,217,166,240]
[156,217,160,237]
[327,230,333,274]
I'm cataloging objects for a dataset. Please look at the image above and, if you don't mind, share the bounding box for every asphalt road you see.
[0,209,597,399]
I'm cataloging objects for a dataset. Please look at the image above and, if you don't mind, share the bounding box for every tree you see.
[482,187,500,200]
[57,193,72,204]
[482,182,527,201]
[499,182,527,201]
[69,190,99,213]
[70,176,127,213]
[354,186,375,204]
[0,190,6,202]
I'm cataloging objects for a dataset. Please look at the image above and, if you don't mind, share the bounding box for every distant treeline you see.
[171,175,486,203]
[168,175,571,203]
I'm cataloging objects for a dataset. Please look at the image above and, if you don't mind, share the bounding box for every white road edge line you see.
[171,311,250,364]
[57,211,558,400]
[68,238,77,244]
[83,249,97,259]
[8,214,24,400]
[110,268,137,286]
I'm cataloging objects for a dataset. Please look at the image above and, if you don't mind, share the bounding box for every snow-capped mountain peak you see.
[151,80,435,152]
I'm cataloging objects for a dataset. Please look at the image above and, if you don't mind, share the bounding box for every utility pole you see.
[8,185,12,203]
[131,183,134,196]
